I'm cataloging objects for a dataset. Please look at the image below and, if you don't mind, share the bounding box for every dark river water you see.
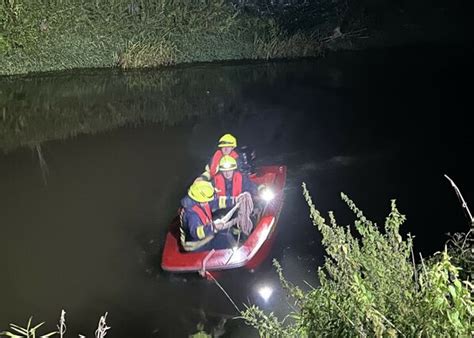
[0,45,472,337]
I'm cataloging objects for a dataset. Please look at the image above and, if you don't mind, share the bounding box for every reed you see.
[0,309,110,338]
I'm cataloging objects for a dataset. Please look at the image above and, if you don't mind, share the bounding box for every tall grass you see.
[444,175,474,281]
[0,0,322,75]
[0,310,110,338]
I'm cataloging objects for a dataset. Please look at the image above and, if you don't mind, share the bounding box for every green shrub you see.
[446,229,474,281]
[241,183,474,337]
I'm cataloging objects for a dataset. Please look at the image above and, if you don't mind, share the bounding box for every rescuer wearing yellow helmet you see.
[213,155,259,210]
[196,133,240,181]
[179,180,235,251]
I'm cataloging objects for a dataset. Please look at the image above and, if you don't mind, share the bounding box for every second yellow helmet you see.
[218,133,237,148]
[219,155,238,171]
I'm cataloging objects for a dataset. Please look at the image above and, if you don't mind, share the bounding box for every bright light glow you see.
[258,286,273,302]
[260,188,275,202]
[227,246,247,264]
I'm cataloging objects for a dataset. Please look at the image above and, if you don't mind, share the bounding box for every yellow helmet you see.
[219,155,238,171]
[218,133,237,148]
[188,181,215,203]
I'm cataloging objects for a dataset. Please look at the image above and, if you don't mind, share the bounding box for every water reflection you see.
[0,63,295,153]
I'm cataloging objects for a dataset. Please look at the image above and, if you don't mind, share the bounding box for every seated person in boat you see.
[212,155,262,236]
[180,180,236,252]
[195,133,240,182]
[213,155,258,208]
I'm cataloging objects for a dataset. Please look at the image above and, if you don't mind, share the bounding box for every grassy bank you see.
[0,0,321,76]
[1,0,468,76]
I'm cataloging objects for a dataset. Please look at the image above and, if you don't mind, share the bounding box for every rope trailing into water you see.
[205,271,240,313]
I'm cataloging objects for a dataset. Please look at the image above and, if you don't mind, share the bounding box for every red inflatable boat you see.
[161,165,287,274]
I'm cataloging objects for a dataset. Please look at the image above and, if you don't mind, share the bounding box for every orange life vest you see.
[191,203,212,225]
[214,171,243,197]
[209,150,239,178]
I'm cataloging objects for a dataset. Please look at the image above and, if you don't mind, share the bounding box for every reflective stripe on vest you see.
[209,150,239,177]
[214,171,243,198]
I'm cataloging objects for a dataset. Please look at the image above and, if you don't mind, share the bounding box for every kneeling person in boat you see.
[213,155,259,236]
[180,180,236,252]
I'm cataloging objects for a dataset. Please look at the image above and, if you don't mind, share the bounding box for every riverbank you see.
[0,1,321,76]
[1,1,469,77]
